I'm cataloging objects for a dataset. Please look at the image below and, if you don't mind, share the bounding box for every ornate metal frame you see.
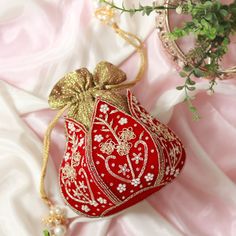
[156,0,236,80]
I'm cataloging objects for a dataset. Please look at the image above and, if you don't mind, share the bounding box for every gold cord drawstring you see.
[95,7,147,90]
[40,5,147,220]
[40,104,70,207]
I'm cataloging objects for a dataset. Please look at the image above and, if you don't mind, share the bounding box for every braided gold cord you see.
[40,6,147,210]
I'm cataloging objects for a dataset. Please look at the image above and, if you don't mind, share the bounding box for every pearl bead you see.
[53,225,66,236]
[49,209,55,215]
[176,6,183,15]
[54,207,63,215]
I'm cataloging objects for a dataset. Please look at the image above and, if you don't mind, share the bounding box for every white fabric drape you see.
[1,1,236,236]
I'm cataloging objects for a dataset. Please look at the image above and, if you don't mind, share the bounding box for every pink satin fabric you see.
[1,1,236,236]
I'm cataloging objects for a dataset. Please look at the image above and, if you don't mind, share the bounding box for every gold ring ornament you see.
[157,0,236,80]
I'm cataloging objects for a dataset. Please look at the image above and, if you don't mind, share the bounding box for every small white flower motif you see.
[97,197,107,204]
[68,122,75,132]
[81,205,90,212]
[118,117,128,125]
[100,104,109,114]
[64,152,70,161]
[174,169,180,177]
[131,178,141,187]
[118,164,130,176]
[170,167,175,176]
[166,166,179,177]
[131,153,143,164]
[170,146,180,159]
[144,173,154,182]
[165,166,171,175]
[78,181,87,191]
[94,134,103,142]
[89,200,98,207]
[117,183,126,193]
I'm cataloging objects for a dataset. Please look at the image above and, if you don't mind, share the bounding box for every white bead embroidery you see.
[68,122,76,132]
[64,152,70,161]
[117,184,126,193]
[131,178,141,187]
[97,197,107,204]
[131,152,144,164]
[118,164,130,176]
[144,173,154,182]
[94,134,103,142]
[165,166,180,177]
[100,104,109,114]
[118,117,128,125]
[81,205,90,212]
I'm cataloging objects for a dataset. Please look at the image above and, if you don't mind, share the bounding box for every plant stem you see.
[100,0,177,15]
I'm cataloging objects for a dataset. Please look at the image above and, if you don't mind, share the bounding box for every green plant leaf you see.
[176,86,184,90]
[186,78,196,86]
[179,71,188,77]
[193,68,205,78]
[43,230,50,236]
[183,65,193,72]
[188,86,196,91]
[220,9,228,17]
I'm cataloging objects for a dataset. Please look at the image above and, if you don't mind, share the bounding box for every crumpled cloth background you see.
[0,1,236,236]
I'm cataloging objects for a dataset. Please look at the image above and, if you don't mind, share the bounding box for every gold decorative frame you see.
[156,0,236,80]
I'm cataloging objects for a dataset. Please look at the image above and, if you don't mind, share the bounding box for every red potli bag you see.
[40,7,186,236]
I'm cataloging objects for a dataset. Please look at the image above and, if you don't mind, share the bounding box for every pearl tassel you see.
[42,206,67,236]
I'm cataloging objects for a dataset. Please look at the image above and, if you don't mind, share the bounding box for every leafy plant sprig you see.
[100,0,236,119]
[99,0,176,16]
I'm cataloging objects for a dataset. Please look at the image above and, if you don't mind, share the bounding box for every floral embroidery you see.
[139,112,153,124]
[132,96,138,104]
[68,122,76,132]
[62,163,76,180]
[81,205,90,212]
[165,166,180,177]
[117,184,126,193]
[78,137,85,147]
[100,104,109,114]
[174,169,180,177]
[119,128,136,141]
[59,95,186,217]
[118,117,128,125]
[100,140,115,155]
[116,141,132,156]
[94,134,104,142]
[64,152,70,161]
[78,181,88,191]
[155,124,175,141]
[90,200,98,207]
[118,164,130,176]
[131,178,141,187]
[72,153,81,163]
[97,197,107,204]
[131,152,143,164]
[170,146,180,158]
[144,173,154,182]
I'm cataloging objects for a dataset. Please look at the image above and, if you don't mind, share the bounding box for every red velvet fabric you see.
[59,91,186,217]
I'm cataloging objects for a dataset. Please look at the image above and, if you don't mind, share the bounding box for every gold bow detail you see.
[49,61,130,128]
